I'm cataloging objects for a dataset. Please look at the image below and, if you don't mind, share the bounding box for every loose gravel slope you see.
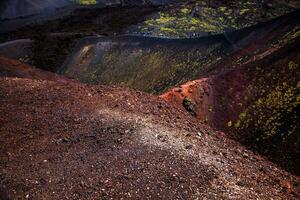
[0,78,299,199]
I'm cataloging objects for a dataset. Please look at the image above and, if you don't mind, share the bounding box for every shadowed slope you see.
[60,11,299,93]
[0,0,71,20]
[0,57,75,83]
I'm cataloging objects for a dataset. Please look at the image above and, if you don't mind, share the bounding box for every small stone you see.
[174,88,182,93]
[242,152,249,158]
[185,133,192,137]
[125,130,130,134]
[117,138,123,143]
[57,137,70,144]
[157,134,166,142]
[197,132,202,138]
[236,180,247,187]
[185,144,193,149]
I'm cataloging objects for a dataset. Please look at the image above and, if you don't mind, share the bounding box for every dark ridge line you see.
[0,4,161,33]
[65,10,299,49]
[58,10,299,74]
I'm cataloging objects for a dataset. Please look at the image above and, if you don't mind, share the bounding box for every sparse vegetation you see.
[73,0,97,5]
[129,0,294,37]
[240,80,299,140]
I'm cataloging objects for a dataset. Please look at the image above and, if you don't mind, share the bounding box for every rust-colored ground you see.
[0,75,299,199]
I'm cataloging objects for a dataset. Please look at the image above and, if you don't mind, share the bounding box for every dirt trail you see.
[0,77,299,199]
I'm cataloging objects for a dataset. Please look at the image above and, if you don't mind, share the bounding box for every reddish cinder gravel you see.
[0,77,299,199]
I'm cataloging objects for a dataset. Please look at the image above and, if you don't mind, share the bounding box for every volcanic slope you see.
[60,11,299,93]
[0,77,299,199]
[162,33,300,174]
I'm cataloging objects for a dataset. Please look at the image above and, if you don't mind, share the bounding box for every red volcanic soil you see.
[161,67,248,129]
[0,77,299,199]
[161,36,300,175]
[0,57,76,83]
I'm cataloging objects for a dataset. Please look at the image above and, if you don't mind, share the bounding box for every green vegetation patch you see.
[73,0,97,5]
[235,60,300,142]
[129,0,294,38]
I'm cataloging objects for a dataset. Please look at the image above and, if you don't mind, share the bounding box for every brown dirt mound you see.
[0,77,299,199]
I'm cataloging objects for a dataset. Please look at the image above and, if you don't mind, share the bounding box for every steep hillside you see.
[0,77,299,199]
[162,36,300,174]
[60,11,299,93]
